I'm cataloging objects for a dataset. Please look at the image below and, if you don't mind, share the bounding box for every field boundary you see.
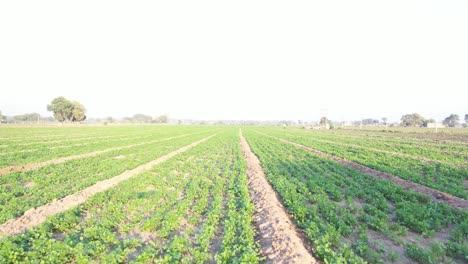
[240,130,319,263]
[0,134,217,237]
[0,130,214,176]
[255,130,468,210]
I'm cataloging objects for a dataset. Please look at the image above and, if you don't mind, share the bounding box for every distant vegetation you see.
[1,103,467,128]
[123,114,169,124]
[443,114,460,127]
[47,97,87,123]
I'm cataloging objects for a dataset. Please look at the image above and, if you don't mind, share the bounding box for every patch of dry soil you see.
[240,130,319,264]
[0,134,216,236]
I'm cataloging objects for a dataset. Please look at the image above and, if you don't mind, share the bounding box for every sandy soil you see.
[0,131,210,176]
[0,134,216,236]
[240,130,319,264]
[264,133,468,210]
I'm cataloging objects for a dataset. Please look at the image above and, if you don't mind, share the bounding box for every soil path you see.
[240,130,319,264]
[0,134,216,236]
[256,131,468,210]
[0,131,212,176]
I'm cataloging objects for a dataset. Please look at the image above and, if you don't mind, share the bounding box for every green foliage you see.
[0,128,260,262]
[400,113,426,127]
[47,97,86,122]
[265,128,468,198]
[243,128,467,263]
[12,113,41,123]
[443,114,460,127]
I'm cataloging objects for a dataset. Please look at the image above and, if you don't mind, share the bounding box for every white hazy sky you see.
[1,1,467,122]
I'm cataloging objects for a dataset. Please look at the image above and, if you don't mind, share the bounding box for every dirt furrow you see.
[0,134,216,237]
[0,131,212,176]
[240,130,318,264]
[259,132,468,210]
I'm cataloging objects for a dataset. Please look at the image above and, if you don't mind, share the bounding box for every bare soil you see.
[240,130,319,264]
[0,134,216,236]
[268,134,468,210]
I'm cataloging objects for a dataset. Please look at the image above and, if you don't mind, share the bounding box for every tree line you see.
[400,113,466,127]
[0,97,169,124]
[1,99,467,126]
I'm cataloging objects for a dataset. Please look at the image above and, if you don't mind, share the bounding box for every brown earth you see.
[261,132,468,210]
[0,134,216,237]
[0,130,212,176]
[240,130,319,264]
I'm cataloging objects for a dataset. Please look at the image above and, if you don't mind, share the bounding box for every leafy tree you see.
[47,97,86,122]
[13,113,41,123]
[465,114,468,124]
[0,110,3,123]
[47,97,72,122]
[362,118,379,126]
[106,117,115,123]
[320,117,328,126]
[157,115,169,124]
[442,114,459,127]
[400,113,425,127]
[70,101,86,122]
[132,114,152,123]
[382,117,388,125]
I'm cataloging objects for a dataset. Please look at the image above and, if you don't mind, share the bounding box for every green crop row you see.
[0,131,213,224]
[243,129,467,263]
[0,129,260,263]
[273,128,468,165]
[260,128,468,199]
[0,126,213,168]
[287,129,466,164]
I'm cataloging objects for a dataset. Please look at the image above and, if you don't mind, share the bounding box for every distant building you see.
[426,123,445,128]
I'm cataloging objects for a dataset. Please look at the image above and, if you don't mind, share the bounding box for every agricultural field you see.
[0,125,466,263]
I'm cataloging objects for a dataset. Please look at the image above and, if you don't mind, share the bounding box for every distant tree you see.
[382,117,388,129]
[47,97,86,122]
[362,118,379,126]
[400,113,425,127]
[157,115,168,124]
[44,117,55,122]
[465,114,468,124]
[442,114,459,127]
[13,113,41,123]
[47,97,72,122]
[133,114,152,123]
[70,101,86,122]
[0,110,3,123]
[106,117,115,123]
[320,117,328,126]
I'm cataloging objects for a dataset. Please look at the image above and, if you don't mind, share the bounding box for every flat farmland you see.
[0,125,466,263]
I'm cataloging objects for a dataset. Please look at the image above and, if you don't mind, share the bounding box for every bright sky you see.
[1,1,467,122]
